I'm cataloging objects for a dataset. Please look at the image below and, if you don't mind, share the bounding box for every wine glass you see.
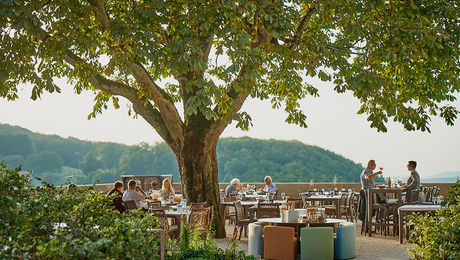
[281,192,286,201]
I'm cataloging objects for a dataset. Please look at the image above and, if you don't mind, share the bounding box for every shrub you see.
[166,221,255,260]
[0,162,160,259]
[408,179,460,259]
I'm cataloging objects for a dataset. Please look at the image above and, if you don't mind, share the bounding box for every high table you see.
[398,204,441,243]
[305,195,342,218]
[366,188,404,237]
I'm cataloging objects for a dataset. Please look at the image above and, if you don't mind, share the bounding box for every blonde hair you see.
[162,178,174,193]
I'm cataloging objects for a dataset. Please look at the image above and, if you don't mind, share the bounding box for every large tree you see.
[1,0,458,236]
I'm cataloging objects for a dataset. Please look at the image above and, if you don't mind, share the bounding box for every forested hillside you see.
[0,124,368,185]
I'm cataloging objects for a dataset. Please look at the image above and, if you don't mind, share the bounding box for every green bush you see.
[0,162,160,259]
[166,222,255,260]
[408,179,460,259]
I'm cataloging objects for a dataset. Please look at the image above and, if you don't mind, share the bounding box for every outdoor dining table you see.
[398,204,441,243]
[305,195,342,218]
[221,200,259,219]
[366,188,404,237]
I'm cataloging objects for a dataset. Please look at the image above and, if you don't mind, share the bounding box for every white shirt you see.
[122,189,146,208]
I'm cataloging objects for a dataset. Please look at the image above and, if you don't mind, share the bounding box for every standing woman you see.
[160,178,175,200]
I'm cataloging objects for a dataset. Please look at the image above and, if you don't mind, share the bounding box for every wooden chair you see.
[150,209,179,239]
[340,193,356,222]
[256,201,280,219]
[234,201,255,239]
[300,192,309,208]
[124,200,138,211]
[287,198,303,209]
[189,207,211,234]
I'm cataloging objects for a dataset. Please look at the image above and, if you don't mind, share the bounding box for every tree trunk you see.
[176,131,226,238]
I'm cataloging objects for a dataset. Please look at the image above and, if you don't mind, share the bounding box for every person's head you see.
[162,178,174,192]
[114,181,123,192]
[128,180,137,190]
[407,161,417,171]
[151,180,159,190]
[367,160,376,170]
[231,178,240,188]
[264,176,272,185]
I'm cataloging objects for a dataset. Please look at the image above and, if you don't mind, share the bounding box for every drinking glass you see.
[281,192,286,201]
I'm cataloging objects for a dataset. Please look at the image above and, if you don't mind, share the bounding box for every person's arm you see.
[366,171,382,181]
[405,174,416,189]
[136,187,148,198]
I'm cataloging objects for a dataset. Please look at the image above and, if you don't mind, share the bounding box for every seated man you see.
[400,160,420,203]
[225,178,240,197]
[122,180,147,209]
[262,176,277,194]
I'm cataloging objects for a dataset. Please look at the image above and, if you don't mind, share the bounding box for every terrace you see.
[92,181,452,259]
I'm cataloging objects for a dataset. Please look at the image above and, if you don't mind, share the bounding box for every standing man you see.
[360,160,383,190]
[358,160,383,232]
[122,180,148,209]
[262,176,277,194]
[225,178,240,197]
[400,161,420,203]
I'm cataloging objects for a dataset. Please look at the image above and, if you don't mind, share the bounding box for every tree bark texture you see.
[174,127,226,238]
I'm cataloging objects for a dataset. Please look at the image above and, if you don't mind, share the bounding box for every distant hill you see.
[423,171,460,183]
[0,123,367,185]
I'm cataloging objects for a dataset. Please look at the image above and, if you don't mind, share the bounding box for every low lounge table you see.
[257,217,346,237]
[398,204,441,243]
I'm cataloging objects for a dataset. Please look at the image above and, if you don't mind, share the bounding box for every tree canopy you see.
[1,1,458,135]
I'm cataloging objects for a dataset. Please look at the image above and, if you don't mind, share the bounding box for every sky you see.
[1,77,459,180]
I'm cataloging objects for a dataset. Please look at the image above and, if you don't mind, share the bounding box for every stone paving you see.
[215,222,413,259]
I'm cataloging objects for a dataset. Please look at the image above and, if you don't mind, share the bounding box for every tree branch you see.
[207,63,254,141]
[128,62,184,148]
[290,7,316,50]
[88,0,110,31]
[93,76,174,145]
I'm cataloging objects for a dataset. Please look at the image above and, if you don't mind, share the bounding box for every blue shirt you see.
[263,183,277,194]
[225,184,237,197]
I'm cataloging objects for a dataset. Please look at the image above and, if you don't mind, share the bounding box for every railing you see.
[88,182,454,198]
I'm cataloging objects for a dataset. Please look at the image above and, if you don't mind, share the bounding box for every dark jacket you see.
[108,188,125,213]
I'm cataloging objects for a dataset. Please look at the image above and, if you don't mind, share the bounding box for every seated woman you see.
[160,178,175,200]
[107,181,125,213]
